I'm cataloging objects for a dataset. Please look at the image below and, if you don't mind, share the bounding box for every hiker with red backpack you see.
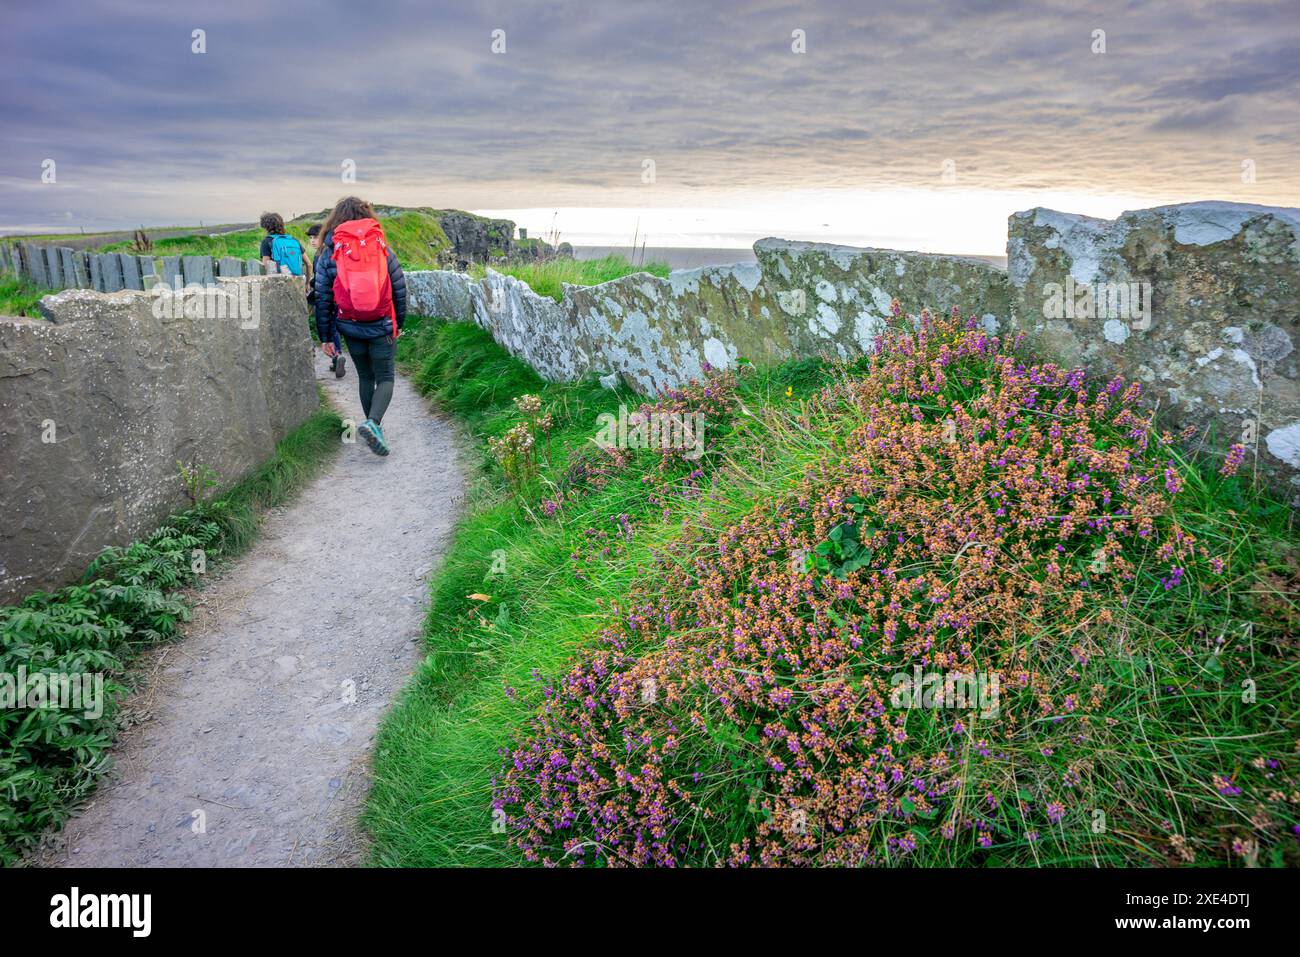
[306,224,345,378]
[313,196,407,457]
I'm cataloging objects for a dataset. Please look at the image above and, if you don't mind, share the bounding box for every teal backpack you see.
[269,234,303,275]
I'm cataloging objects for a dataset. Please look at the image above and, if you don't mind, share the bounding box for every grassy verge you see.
[98,229,289,261]
[471,254,670,301]
[0,398,342,864]
[95,211,451,270]
[0,276,57,317]
[368,311,1298,868]
[13,224,663,297]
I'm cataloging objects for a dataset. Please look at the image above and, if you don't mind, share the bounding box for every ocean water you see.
[572,246,755,270]
[572,245,1006,271]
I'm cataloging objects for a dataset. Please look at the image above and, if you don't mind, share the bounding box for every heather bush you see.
[494,305,1299,867]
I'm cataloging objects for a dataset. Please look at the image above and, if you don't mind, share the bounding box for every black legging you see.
[343,334,395,425]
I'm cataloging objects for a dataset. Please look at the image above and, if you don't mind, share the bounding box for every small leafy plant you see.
[177,459,220,506]
[488,395,554,495]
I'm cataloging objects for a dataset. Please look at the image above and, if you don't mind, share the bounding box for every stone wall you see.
[406,238,1014,393]
[406,202,1300,498]
[0,275,319,601]
[0,240,280,293]
[1006,201,1300,497]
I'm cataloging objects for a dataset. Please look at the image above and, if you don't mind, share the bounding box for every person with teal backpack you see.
[259,212,308,276]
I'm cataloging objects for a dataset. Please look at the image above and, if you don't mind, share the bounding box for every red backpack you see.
[331,218,396,334]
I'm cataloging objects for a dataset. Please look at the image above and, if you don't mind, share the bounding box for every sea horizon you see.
[572,244,1007,271]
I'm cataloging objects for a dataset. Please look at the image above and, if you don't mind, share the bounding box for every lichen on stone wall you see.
[1007,200,1300,498]
[405,237,1013,394]
[411,204,1300,502]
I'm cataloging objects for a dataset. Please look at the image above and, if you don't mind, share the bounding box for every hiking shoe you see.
[357,418,390,457]
[334,355,347,378]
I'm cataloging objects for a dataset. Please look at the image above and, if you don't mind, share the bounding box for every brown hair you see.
[259,212,286,235]
[318,196,377,242]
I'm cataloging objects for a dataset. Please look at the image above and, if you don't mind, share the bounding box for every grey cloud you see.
[1150,100,1242,133]
[0,0,1297,232]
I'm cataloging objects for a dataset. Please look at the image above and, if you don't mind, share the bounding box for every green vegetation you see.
[95,210,451,270]
[368,310,1298,868]
[365,321,862,866]
[343,210,449,268]
[98,228,288,262]
[0,400,342,865]
[14,209,647,289]
[471,254,670,301]
[367,317,649,864]
[0,276,56,317]
[1,224,249,244]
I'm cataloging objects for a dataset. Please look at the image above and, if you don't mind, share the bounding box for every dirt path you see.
[34,353,464,867]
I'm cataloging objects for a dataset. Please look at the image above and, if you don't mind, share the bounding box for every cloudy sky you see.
[2,0,1297,253]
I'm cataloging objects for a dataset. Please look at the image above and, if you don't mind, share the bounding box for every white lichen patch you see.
[1031,208,1115,285]
[668,268,704,296]
[726,261,763,292]
[830,248,856,271]
[813,303,841,336]
[1230,348,1262,388]
[1103,319,1130,345]
[1264,421,1300,468]
[703,336,731,370]
[854,312,885,350]
[869,285,893,316]
[1157,201,1300,247]
[1006,236,1035,288]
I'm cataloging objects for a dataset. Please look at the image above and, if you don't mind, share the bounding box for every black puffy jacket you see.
[314,230,408,343]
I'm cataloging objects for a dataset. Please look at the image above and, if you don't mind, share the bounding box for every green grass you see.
[367,318,638,865]
[0,397,342,865]
[1,224,250,243]
[99,229,281,261]
[0,276,56,317]
[365,318,825,865]
[471,254,670,301]
[95,210,451,270]
[13,217,657,297]
[356,211,450,268]
[366,315,1298,868]
[397,318,549,426]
